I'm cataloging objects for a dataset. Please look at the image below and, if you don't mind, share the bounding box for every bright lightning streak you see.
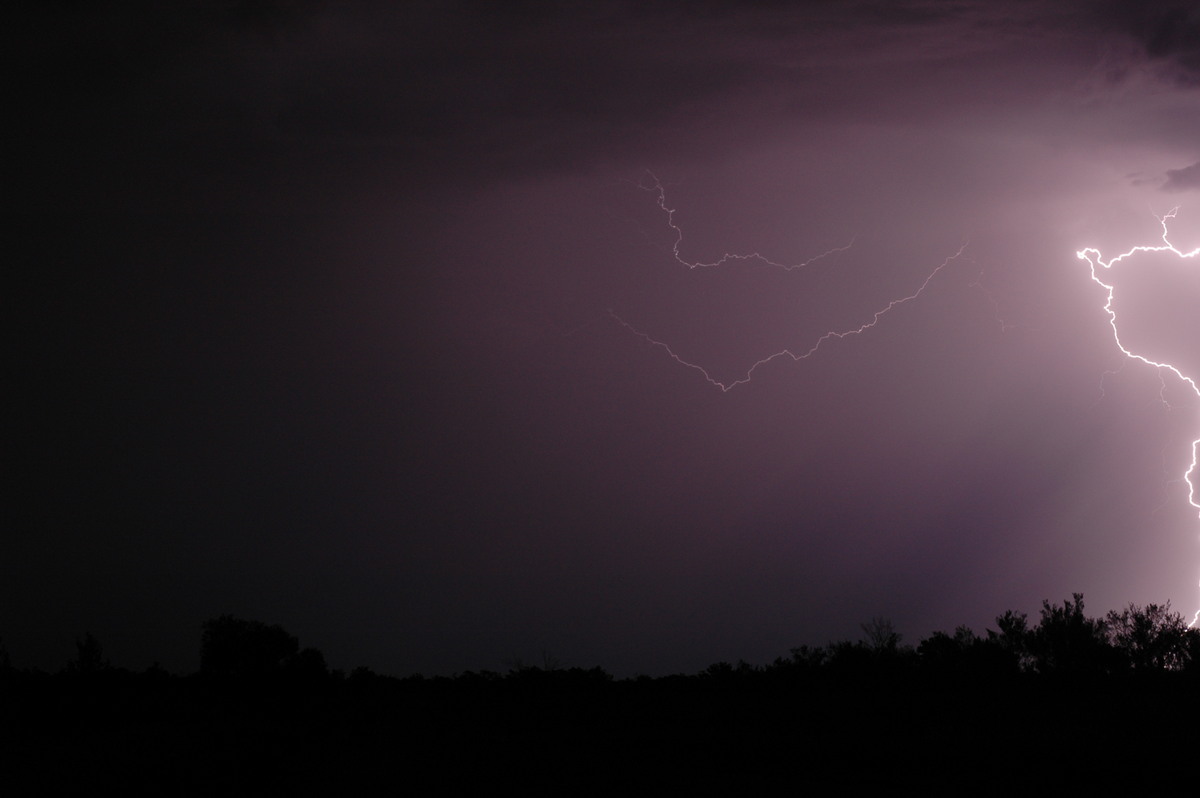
[614,176,970,390]
[1076,208,1200,626]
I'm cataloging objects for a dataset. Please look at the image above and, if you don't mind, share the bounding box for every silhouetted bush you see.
[1028,593,1115,675]
[66,632,110,675]
[1105,602,1193,671]
[199,615,300,678]
[284,646,330,682]
[987,609,1033,671]
[861,616,902,652]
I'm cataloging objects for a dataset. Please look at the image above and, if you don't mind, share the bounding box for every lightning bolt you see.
[610,245,966,391]
[614,175,969,391]
[1076,208,1200,626]
[638,172,854,271]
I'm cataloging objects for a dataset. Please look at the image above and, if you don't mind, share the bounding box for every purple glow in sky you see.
[9,1,1200,676]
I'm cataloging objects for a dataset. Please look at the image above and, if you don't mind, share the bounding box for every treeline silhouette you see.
[3,595,1198,792]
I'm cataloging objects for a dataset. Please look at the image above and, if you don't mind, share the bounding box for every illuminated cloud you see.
[1163,161,1200,192]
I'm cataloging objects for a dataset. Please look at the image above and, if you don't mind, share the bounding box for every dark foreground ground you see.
[2,666,1196,794]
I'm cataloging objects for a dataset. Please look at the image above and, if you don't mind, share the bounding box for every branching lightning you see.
[639,172,855,271]
[616,177,1199,624]
[614,174,969,391]
[610,246,966,391]
[1076,208,1200,626]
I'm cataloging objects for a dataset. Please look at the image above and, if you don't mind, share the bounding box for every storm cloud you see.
[10,1,1200,676]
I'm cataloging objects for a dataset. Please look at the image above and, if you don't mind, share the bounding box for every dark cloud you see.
[12,0,1193,219]
[9,1,797,209]
[17,0,1161,209]
[1097,0,1200,82]
[1162,161,1200,192]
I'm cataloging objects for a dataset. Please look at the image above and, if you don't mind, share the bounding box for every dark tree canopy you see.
[1106,602,1193,671]
[67,632,110,675]
[200,615,299,678]
[1028,593,1112,674]
[860,617,902,653]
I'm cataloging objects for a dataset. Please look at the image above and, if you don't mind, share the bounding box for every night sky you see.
[10,1,1200,677]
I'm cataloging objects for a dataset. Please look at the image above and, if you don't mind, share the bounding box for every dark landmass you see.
[3,596,1198,793]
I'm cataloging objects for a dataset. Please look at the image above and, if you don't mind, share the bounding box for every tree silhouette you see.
[918,625,1019,677]
[860,617,901,653]
[987,609,1032,671]
[1186,627,1200,675]
[919,626,972,664]
[1105,602,1192,671]
[200,615,299,678]
[286,646,330,681]
[67,632,110,674]
[1028,593,1112,675]
[784,644,827,672]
